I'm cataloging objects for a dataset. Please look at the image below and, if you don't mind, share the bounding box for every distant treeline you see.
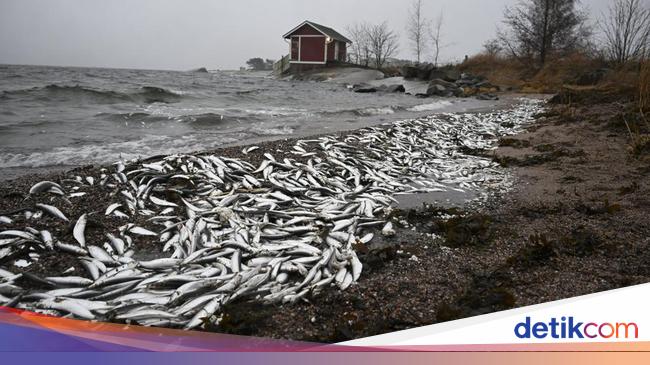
[245,58,275,71]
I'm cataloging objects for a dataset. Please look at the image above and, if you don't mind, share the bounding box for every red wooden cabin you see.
[282,20,351,65]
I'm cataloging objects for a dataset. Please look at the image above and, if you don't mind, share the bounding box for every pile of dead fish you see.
[0,99,543,329]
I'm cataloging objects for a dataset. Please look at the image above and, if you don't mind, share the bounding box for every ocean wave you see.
[355,107,396,116]
[95,111,246,127]
[0,134,240,169]
[243,107,310,117]
[180,113,232,126]
[138,86,183,103]
[318,106,397,117]
[95,112,168,123]
[0,84,183,104]
[407,100,453,112]
[249,125,295,136]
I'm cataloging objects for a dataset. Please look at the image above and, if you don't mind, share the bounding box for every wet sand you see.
[2,92,646,342]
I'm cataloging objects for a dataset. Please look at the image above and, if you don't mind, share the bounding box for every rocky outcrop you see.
[476,93,499,100]
[352,84,378,93]
[401,64,499,99]
[379,84,406,93]
[402,64,461,83]
[352,83,405,93]
[401,64,436,80]
[426,79,464,97]
[428,68,461,82]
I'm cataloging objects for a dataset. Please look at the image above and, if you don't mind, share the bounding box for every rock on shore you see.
[402,64,500,99]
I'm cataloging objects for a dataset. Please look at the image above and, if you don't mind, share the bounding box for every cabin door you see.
[291,37,300,61]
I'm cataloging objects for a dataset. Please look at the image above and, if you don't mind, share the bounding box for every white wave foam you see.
[251,125,295,136]
[357,107,395,116]
[408,100,453,112]
[244,107,310,117]
[0,134,239,169]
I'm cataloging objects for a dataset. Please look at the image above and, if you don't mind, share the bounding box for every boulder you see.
[427,84,448,96]
[401,65,421,79]
[191,67,209,73]
[384,84,406,93]
[450,87,465,97]
[401,63,435,80]
[352,84,378,93]
[417,64,436,80]
[428,68,461,82]
[476,93,499,101]
[365,84,405,93]
[474,81,497,89]
[429,78,457,89]
[427,79,465,97]
[456,73,487,86]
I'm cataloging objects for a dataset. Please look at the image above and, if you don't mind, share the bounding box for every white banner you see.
[342,283,649,346]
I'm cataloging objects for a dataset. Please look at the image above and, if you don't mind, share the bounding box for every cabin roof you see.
[283,20,352,44]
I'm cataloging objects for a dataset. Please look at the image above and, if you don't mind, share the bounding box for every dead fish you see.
[39,298,95,320]
[73,214,88,247]
[106,233,125,255]
[45,276,94,287]
[1,230,36,241]
[105,203,121,216]
[29,181,64,195]
[242,146,259,155]
[88,245,114,263]
[129,226,157,236]
[150,196,178,207]
[55,242,88,255]
[35,203,68,222]
[139,258,181,270]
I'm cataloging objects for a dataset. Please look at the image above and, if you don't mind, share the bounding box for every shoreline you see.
[0,98,541,331]
[0,93,538,182]
[209,92,650,342]
[2,93,646,342]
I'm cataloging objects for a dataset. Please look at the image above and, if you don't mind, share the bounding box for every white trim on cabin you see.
[289,61,327,64]
[334,42,339,61]
[282,20,329,39]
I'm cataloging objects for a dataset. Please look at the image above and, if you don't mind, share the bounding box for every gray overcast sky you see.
[0,0,614,70]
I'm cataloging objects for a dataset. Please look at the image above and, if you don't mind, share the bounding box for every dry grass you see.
[630,60,650,157]
[458,54,529,90]
[639,60,650,113]
[462,52,649,157]
[460,52,610,94]
[526,53,601,92]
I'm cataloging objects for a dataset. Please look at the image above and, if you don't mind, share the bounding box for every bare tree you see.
[498,0,591,66]
[428,12,445,66]
[600,0,650,65]
[406,0,429,63]
[483,39,503,56]
[367,22,399,68]
[346,22,372,66]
